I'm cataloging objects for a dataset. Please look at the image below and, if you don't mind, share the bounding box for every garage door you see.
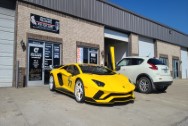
[139,36,154,58]
[104,29,129,42]
[181,48,188,79]
[0,7,15,87]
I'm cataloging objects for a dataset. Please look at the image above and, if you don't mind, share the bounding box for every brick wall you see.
[129,33,139,56]
[15,2,104,86]
[16,2,104,67]
[156,40,180,71]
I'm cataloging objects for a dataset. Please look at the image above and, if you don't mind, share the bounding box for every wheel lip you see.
[74,80,84,102]
[49,75,54,90]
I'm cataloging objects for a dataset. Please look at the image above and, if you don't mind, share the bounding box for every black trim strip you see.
[56,88,74,98]
[85,97,96,103]
[103,92,133,100]
[93,90,133,100]
[110,96,134,103]
[57,73,63,86]
[93,90,104,100]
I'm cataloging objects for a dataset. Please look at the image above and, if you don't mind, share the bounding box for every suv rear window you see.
[147,58,164,65]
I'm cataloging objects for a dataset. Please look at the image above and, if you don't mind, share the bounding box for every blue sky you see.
[108,0,188,34]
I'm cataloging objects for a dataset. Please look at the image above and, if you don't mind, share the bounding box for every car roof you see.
[64,63,103,67]
[123,56,150,59]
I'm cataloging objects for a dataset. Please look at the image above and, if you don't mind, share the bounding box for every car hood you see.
[82,73,135,92]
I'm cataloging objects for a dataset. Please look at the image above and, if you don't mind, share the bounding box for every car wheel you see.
[137,77,152,93]
[156,86,168,92]
[74,79,85,103]
[49,75,55,91]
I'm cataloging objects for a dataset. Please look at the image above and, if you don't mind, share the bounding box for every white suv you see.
[116,57,173,93]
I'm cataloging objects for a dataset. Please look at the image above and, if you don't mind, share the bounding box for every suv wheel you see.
[137,76,152,93]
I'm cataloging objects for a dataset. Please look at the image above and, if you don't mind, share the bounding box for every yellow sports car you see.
[49,64,135,104]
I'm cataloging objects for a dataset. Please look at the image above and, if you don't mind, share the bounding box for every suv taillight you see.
[148,63,158,70]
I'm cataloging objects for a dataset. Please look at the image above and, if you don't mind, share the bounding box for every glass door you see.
[44,43,61,84]
[28,43,44,85]
[173,59,179,79]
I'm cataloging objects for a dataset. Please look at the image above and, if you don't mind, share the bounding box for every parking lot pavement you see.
[0,79,188,126]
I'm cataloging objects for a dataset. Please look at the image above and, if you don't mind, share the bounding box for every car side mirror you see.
[116,66,121,71]
[49,65,53,70]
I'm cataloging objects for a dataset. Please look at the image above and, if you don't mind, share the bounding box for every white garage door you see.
[181,48,188,79]
[104,29,129,42]
[0,7,15,87]
[139,36,154,58]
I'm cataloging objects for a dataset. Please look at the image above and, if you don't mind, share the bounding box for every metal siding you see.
[22,0,188,47]
[0,7,15,87]
[95,1,103,23]
[181,48,188,79]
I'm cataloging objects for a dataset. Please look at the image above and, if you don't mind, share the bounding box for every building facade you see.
[0,0,188,87]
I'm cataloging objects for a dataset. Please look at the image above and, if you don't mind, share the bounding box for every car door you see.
[64,65,80,92]
[58,65,72,91]
[116,58,144,84]
[116,58,133,80]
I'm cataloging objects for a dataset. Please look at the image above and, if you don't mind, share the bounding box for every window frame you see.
[117,58,144,66]
[159,54,169,66]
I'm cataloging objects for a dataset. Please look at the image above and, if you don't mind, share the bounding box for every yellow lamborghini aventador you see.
[49,64,135,104]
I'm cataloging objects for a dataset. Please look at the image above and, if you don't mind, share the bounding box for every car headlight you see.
[92,79,105,87]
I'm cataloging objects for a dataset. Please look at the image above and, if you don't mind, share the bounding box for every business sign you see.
[45,43,52,67]
[53,44,60,66]
[29,46,43,81]
[77,48,83,63]
[30,13,60,34]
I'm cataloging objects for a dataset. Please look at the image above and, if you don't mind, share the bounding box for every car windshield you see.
[79,65,116,75]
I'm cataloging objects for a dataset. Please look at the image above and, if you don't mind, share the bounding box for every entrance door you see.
[28,43,44,85]
[173,59,179,79]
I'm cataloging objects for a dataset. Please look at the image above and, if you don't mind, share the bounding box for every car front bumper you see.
[85,90,135,104]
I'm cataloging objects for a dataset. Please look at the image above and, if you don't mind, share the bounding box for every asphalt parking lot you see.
[0,79,188,126]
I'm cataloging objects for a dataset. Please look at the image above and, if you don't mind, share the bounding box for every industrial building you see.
[0,0,188,87]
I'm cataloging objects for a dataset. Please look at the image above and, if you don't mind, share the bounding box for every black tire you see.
[74,79,85,103]
[137,76,152,93]
[49,75,55,91]
[156,86,168,92]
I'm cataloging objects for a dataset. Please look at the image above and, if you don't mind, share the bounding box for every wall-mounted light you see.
[101,50,104,58]
[20,40,26,51]
[179,60,182,64]
[169,30,172,34]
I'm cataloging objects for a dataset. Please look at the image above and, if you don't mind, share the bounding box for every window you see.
[79,65,115,75]
[117,59,131,66]
[131,58,144,65]
[64,65,80,75]
[117,58,144,66]
[83,48,88,63]
[148,58,164,65]
[77,47,98,64]
[45,43,61,68]
[159,57,168,66]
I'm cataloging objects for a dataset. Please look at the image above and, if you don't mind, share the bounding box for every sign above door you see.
[30,13,60,34]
